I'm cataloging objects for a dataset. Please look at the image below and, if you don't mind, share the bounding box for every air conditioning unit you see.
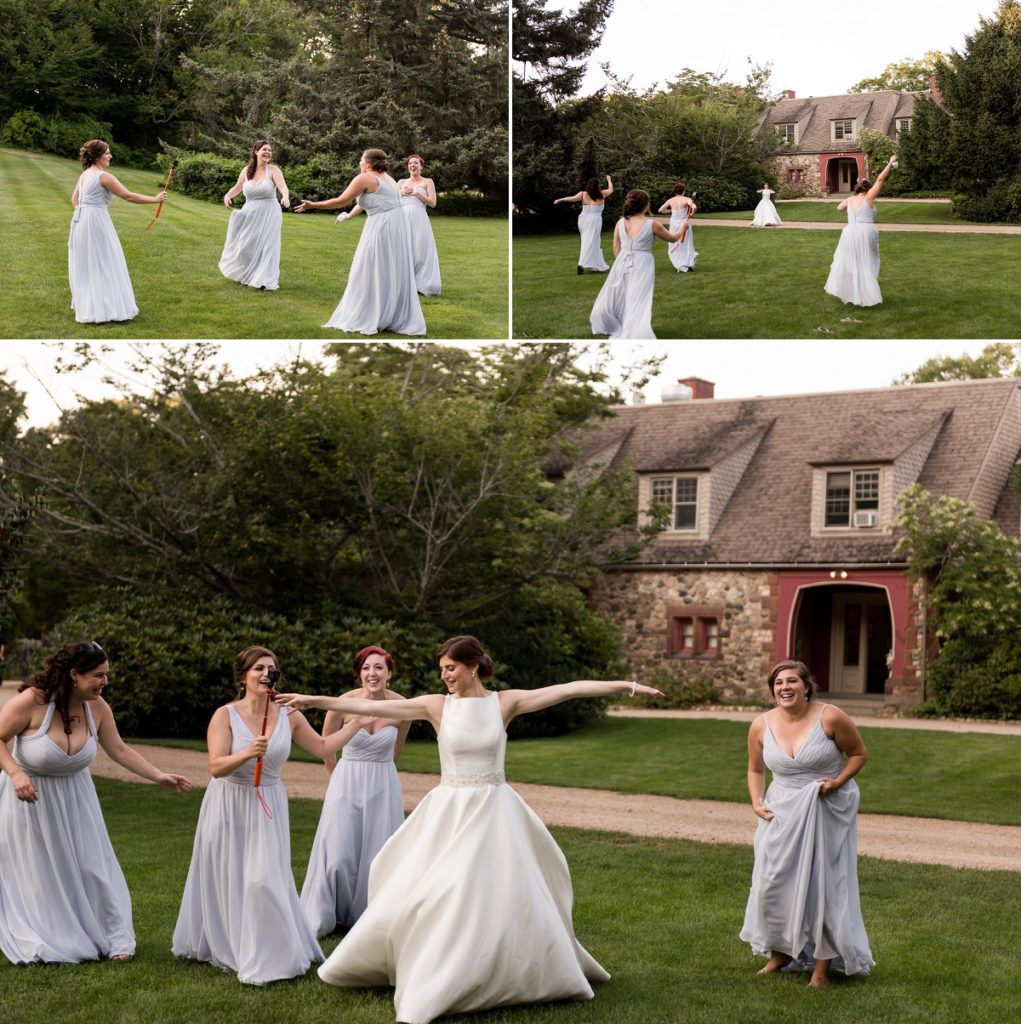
[852,510,878,528]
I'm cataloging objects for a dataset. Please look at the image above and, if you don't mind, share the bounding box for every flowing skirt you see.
[172,778,322,984]
[0,769,134,963]
[67,206,138,323]
[318,782,608,1024]
[325,208,426,336]
[402,200,441,295]
[740,777,874,975]
[824,223,882,306]
[578,207,609,271]
[300,758,405,936]
[667,211,697,271]
[590,251,656,339]
[219,198,282,290]
[753,197,782,227]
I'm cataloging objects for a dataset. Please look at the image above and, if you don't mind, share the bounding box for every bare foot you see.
[808,973,829,988]
[111,953,133,962]
[757,952,793,975]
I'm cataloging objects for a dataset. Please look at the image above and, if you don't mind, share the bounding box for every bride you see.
[275,634,661,1024]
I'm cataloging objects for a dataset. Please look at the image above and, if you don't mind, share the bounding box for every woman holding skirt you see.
[67,140,167,323]
[219,140,290,290]
[590,189,684,340]
[740,660,873,987]
[554,175,614,273]
[296,149,425,336]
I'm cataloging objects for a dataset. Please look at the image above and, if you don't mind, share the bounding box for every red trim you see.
[775,569,909,680]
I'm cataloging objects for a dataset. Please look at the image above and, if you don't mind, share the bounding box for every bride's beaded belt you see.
[440,770,505,788]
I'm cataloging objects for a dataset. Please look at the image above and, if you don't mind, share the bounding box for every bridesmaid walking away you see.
[67,140,167,323]
[296,149,425,336]
[219,140,291,291]
[590,189,684,339]
[554,175,614,273]
[740,660,873,987]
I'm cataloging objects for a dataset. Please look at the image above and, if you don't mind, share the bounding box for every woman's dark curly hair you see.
[22,641,108,739]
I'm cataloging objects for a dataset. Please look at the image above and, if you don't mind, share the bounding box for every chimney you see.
[929,75,943,105]
[784,89,796,100]
[679,376,715,400]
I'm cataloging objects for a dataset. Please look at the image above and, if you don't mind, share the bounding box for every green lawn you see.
[0,778,1015,1024]
[144,716,1021,826]
[0,147,508,340]
[702,200,965,225]
[512,225,1021,339]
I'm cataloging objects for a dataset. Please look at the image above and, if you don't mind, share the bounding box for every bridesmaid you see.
[296,149,426,336]
[219,140,291,290]
[590,189,684,339]
[171,646,348,984]
[0,641,190,964]
[396,154,441,295]
[554,175,614,273]
[68,140,167,323]
[300,645,409,936]
[658,183,698,272]
[740,660,874,987]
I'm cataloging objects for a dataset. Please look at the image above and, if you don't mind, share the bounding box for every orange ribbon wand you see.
[145,160,177,230]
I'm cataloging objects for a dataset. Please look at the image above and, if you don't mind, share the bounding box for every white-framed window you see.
[824,469,880,528]
[895,117,912,134]
[779,123,797,144]
[832,119,855,141]
[652,476,699,531]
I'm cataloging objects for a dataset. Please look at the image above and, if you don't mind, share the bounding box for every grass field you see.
[512,222,1021,339]
[145,715,1021,826]
[0,777,1015,1024]
[0,147,508,340]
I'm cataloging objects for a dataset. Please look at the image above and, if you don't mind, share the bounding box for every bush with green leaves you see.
[897,483,1021,718]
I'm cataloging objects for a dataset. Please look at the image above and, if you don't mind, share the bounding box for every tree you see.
[900,1,1021,221]
[894,343,1021,384]
[848,52,946,93]
[896,484,1021,717]
[512,0,614,220]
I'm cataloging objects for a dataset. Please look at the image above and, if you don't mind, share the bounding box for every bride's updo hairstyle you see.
[437,635,495,680]
[622,189,650,217]
[767,660,816,702]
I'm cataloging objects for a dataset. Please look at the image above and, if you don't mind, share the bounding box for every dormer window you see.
[824,469,880,528]
[779,123,797,144]
[652,476,699,531]
[895,117,912,134]
[832,119,856,141]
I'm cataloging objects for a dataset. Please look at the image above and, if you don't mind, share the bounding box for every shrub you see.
[1,111,49,149]
[433,189,506,217]
[952,176,1021,223]
[637,670,721,710]
[777,183,812,200]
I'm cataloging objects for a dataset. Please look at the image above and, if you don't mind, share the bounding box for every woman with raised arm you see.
[295,148,425,336]
[824,155,897,306]
[219,139,291,291]
[752,181,782,227]
[554,174,614,273]
[0,641,190,965]
[590,188,684,339]
[300,645,409,937]
[172,646,351,985]
[658,182,698,272]
[275,635,662,1024]
[68,140,168,323]
[740,660,874,988]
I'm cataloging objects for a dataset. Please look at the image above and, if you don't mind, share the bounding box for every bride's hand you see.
[273,692,312,711]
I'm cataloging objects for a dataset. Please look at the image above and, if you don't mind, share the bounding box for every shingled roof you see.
[576,378,1021,566]
[756,90,920,154]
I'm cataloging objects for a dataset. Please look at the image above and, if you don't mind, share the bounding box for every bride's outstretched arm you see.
[275,690,444,729]
[500,680,662,722]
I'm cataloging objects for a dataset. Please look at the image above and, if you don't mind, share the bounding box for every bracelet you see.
[629,680,637,697]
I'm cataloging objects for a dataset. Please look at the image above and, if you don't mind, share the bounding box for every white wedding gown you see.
[317,691,608,1023]
[752,188,782,227]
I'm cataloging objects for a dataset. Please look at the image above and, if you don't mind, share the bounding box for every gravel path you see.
[683,218,1021,235]
[84,706,1021,874]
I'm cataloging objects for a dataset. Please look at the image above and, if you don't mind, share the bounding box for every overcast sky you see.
[544,0,996,99]
[0,340,999,429]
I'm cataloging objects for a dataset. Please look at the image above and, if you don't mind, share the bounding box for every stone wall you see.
[771,154,822,195]
[589,568,776,702]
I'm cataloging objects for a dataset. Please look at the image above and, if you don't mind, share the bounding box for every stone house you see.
[577,377,1021,712]
[755,89,919,196]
